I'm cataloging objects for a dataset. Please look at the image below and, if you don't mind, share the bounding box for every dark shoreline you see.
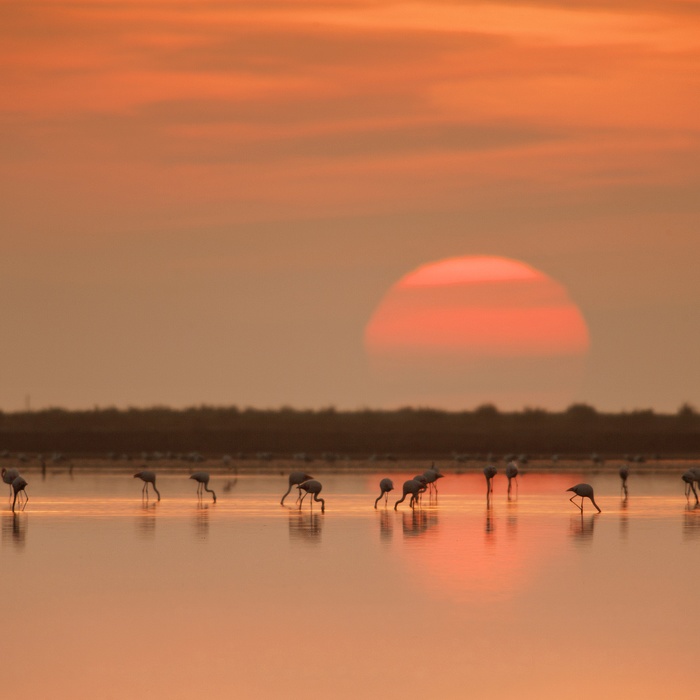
[2,404,699,458]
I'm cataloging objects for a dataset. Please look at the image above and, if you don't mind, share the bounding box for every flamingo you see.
[567,483,601,513]
[423,466,444,495]
[374,478,394,508]
[133,470,161,501]
[412,474,429,505]
[297,479,325,513]
[281,472,314,505]
[682,471,699,504]
[619,465,629,495]
[483,465,497,494]
[691,468,700,489]
[505,461,519,495]
[394,479,423,510]
[190,472,217,503]
[11,476,28,513]
[2,467,20,501]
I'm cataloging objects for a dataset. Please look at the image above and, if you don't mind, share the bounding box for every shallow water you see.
[2,468,698,699]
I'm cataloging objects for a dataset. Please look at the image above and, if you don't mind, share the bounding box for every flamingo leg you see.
[569,494,583,511]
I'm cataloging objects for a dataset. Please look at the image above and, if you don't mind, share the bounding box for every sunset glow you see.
[365,256,590,409]
[1,2,699,412]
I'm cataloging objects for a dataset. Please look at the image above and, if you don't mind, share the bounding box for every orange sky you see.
[1,1,700,411]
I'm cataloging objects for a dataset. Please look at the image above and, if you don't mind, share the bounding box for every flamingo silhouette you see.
[281,472,314,506]
[297,479,325,513]
[394,479,423,510]
[682,471,699,504]
[483,465,497,494]
[11,476,28,513]
[423,465,444,495]
[2,468,20,501]
[567,483,601,513]
[619,465,629,495]
[190,472,217,503]
[134,471,161,501]
[505,462,519,495]
[374,478,394,508]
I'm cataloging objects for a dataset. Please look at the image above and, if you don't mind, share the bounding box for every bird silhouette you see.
[483,465,497,494]
[297,479,325,513]
[133,470,161,501]
[619,465,629,495]
[691,468,700,490]
[423,465,444,495]
[2,467,20,501]
[190,472,217,503]
[281,472,314,506]
[567,483,601,513]
[411,474,429,505]
[505,462,519,495]
[394,479,423,510]
[11,476,28,513]
[374,478,394,508]
[682,471,699,504]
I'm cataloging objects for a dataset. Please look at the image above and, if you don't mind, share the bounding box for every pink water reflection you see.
[1,468,699,699]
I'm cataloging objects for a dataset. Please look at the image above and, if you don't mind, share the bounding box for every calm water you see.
[2,466,698,699]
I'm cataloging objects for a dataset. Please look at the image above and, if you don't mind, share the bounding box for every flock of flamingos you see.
[3,461,700,514]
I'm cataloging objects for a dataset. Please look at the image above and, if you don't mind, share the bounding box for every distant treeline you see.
[1,403,700,458]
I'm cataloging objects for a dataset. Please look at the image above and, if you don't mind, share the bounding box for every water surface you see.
[2,468,698,699]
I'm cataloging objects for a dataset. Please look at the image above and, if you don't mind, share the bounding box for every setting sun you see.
[364,255,590,409]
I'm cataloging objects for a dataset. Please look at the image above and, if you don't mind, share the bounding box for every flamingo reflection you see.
[136,502,156,538]
[569,514,596,543]
[484,502,494,536]
[401,509,437,538]
[683,503,700,540]
[288,509,323,543]
[193,503,210,541]
[2,512,27,549]
[378,509,393,543]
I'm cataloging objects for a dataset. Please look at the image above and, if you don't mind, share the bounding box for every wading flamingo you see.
[567,483,601,513]
[394,479,423,510]
[11,476,28,513]
[423,466,444,495]
[190,472,217,503]
[297,479,325,513]
[505,462,519,495]
[483,465,497,494]
[281,472,314,505]
[374,478,394,508]
[2,468,20,501]
[134,471,161,501]
[619,465,629,495]
[682,471,699,504]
